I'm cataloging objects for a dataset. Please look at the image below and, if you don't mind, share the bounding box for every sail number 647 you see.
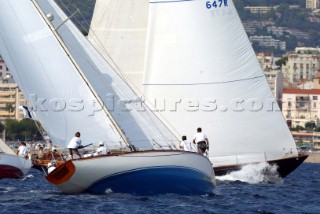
[206,0,228,9]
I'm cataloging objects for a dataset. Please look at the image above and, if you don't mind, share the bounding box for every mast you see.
[30,0,132,149]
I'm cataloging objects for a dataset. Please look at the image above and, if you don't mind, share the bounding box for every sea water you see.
[0,163,319,213]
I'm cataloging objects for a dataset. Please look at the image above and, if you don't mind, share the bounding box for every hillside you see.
[56,0,320,55]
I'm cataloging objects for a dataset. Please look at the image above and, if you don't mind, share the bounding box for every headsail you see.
[0,0,123,148]
[88,0,149,93]
[0,139,16,155]
[142,0,298,165]
[0,0,179,150]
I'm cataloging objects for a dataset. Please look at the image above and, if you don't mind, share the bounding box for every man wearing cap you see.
[94,141,109,156]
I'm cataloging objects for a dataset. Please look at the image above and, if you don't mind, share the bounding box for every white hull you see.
[47,150,215,195]
[0,153,31,178]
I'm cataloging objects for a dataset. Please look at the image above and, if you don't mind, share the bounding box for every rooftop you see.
[283,88,320,95]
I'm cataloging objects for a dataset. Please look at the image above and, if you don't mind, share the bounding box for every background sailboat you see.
[0,139,31,179]
[89,0,307,177]
[0,0,214,195]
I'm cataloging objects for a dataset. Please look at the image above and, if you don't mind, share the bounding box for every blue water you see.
[0,163,319,213]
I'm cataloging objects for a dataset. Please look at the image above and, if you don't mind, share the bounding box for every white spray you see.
[216,162,282,184]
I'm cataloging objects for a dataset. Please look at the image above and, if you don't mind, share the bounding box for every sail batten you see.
[143,75,265,85]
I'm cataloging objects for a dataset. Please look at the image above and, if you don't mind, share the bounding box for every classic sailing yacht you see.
[0,139,31,179]
[0,0,215,195]
[88,0,308,177]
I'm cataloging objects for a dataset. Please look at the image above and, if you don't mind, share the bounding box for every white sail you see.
[88,0,148,93]
[0,0,178,150]
[0,139,16,155]
[39,0,179,150]
[142,0,298,165]
[0,0,123,148]
[0,0,215,194]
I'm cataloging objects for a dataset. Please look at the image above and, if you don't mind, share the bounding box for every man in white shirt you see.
[94,141,109,156]
[16,142,29,158]
[179,136,193,152]
[193,127,209,154]
[67,132,82,159]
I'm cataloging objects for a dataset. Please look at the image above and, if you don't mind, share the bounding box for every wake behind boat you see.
[0,0,215,195]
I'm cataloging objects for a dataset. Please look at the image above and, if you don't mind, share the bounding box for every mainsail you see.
[142,0,298,165]
[0,0,178,150]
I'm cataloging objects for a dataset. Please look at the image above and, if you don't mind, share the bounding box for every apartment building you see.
[0,77,27,121]
[282,72,320,127]
[244,6,278,14]
[0,55,10,79]
[256,53,284,106]
[282,88,320,128]
[282,47,320,84]
[265,69,283,106]
[306,0,320,10]
[257,53,274,70]
[0,55,27,121]
[249,36,286,51]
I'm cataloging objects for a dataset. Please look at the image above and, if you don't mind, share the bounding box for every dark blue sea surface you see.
[0,163,319,213]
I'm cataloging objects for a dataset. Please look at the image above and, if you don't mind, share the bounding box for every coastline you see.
[304,152,320,163]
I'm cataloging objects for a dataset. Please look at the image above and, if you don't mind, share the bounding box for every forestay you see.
[143,0,298,165]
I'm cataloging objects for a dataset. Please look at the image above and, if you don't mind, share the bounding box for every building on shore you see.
[250,36,286,51]
[256,53,284,107]
[282,47,320,84]
[0,77,27,121]
[306,0,320,10]
[282,88,320,128]
[244,6,279,14]
[265,69,283,107]
[0,56,11,80]
[0,55,27,121]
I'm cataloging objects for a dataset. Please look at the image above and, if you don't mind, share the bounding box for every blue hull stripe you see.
[87,166,214,195]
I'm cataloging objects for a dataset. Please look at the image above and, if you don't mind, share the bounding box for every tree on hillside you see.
[275,56,288,67]
[0,122,4,134]
[4,119,19,140]
[4,119,42,141]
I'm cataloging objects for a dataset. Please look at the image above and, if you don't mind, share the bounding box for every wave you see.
[216,162,282,184]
